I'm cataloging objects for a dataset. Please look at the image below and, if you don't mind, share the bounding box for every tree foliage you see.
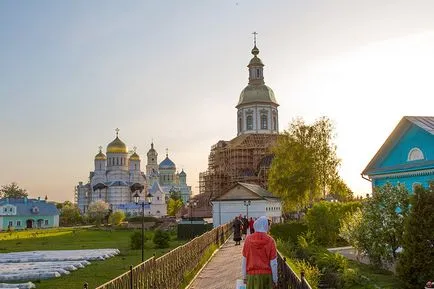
[153,229,170,248]
[329,177,354,202]
[167,198,183,216]
[87,200,109,225]
[396,184,434,289]
[305,201,362,246]
[0,182,28,199]
[268,117,341,211]
[109,211,126,225]
[357,183,410,268]
[59,203,82,226]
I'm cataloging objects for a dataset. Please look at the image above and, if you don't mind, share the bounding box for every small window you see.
[256,69,260,78]
[8,221,13,227]
[16,221,21,227]
[157,197,160,201]
[273,116,277,130]
[45,220,49,225]
[408,148,424,161]
[238,117,243,132]
[261,115,268,129]
[246,115,253,130]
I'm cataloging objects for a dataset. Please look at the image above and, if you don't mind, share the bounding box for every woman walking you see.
[233,216,242,245]
[241,216,278,288]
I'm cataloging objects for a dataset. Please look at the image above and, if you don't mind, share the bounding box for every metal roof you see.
[0,198,59,216]
[405,116,434,135]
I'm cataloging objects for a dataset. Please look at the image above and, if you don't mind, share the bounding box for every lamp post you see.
[134,191,153,262]
[187,199,198,238]
[243,200,251,219]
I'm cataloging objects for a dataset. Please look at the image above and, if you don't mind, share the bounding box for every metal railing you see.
[277,251,312,289]
[92,223,232,289]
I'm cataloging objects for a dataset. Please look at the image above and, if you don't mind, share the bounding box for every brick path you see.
[187,235,244,289]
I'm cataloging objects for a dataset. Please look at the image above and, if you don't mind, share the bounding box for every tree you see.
[109,211,126,225]
[87,200,109,225]
[167,198,183,216]
[153,229,170,248]
[268,117,341,211]
[339,208,364,258]
[59,203,82,226]
[357,183,410,268]
[0,182,28,199]
[329,177,354,202]
[396,184,434,289]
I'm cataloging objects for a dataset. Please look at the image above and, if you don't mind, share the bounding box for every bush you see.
[306,201,362,246]
[270,221,307,244]
[153,229,170,249]
[294,259,321,288]
[109,211,125,225]
[130,231,147,249]
[127,216,158,223]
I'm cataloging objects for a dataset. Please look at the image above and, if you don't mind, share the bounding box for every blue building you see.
[0,197,59,231]
[362,116,434,193]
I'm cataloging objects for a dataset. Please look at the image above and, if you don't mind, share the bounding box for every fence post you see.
[129,265,133,289]
[83,282,88,289]
[300,270,306,289]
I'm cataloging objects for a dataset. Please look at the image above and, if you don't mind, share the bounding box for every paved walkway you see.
[188,236,244,289]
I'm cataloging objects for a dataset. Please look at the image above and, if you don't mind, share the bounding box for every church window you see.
[256,69,260,78]
[135,164,137,170]
[273,116,277,130]
[238,117,243,132]
[408,147,424,161]
[16,221,21,227]
[246,115,253,130]
[45,220,49,225]
[8,221,12,227]
[157,197,160,200]
[261,114,268,129]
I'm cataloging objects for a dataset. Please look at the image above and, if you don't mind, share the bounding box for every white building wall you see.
[212,199,282,227]
[53,215,59,227]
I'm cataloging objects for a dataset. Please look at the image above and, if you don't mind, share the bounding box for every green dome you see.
[237,84,278,107]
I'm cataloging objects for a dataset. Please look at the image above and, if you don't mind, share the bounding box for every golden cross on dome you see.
[115,128,119,137]
[98,146,102,152]
[252,31,258,46]
[166,148,168,157]
[133,146,137,152]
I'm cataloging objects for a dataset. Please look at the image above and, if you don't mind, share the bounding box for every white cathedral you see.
[75,132,192,217]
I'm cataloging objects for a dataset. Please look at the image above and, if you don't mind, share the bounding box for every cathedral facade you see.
[76,132,192,217]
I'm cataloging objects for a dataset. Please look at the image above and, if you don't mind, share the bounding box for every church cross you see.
[252,31,258,46]
[115,128,119,137]
[98,146,102,152]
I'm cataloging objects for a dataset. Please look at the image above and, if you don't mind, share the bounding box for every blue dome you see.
[159,156,176,169]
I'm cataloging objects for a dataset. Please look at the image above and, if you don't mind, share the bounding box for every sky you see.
[2,1,434,202]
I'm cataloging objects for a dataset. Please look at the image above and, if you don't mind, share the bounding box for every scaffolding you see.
[199,133,278,202]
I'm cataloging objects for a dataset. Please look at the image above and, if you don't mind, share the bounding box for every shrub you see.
[269,221,307,244]
[294,259,321,288]
[306,201,362,246]
[127,216,158,223]
[153,229,170,249]
[109,211,125,225]
[130,231,147,249]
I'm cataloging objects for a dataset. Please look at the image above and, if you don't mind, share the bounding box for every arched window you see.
[256,69,260,78]
[273,116,277,130]
[238,118,243,132]
[408,147,424,161]
[246,115,253,130]
[261,114,268,129]
[412,182,422,193]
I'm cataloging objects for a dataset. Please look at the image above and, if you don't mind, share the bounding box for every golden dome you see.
[95,149,106,160]
[130,152,140,161]
[107,136,128,154]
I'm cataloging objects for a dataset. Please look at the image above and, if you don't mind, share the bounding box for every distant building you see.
[0,197,59,231]
[199,38,280,215]
[211,182,282,227]
[76,131,191,217]
[362,116,434,193]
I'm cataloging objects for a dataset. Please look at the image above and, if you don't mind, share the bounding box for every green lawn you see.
[0,227,184,289]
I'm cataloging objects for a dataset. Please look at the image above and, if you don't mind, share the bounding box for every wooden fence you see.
[93,223,232,289]
[277,252,312,289]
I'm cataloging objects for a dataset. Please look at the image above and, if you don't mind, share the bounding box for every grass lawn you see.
[0,227,185,289]
[347,260,403,289]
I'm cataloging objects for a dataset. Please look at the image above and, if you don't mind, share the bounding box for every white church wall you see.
[212,200,268,227]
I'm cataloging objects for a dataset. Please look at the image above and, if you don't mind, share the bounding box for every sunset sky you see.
[1,1,434,202]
